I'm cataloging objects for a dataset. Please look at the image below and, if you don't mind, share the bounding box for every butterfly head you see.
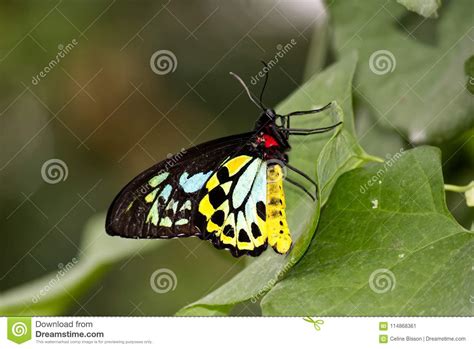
[255,108,276,125]
[255,108,284,129]
[264,108,277,120]
[254,109,291,151]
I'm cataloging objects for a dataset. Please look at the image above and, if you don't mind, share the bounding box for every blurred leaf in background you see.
[325,0,474,144]
[0,215,164,315]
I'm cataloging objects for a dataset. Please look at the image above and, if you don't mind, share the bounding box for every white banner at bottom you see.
[0,317,472,348]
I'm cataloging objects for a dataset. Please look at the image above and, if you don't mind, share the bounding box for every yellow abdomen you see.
[266,164,292,254]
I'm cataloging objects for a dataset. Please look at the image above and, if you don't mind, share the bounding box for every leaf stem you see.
[444,181,474,193]
[359,153,384,163]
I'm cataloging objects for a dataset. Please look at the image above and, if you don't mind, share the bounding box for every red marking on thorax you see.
[262,134,279,148]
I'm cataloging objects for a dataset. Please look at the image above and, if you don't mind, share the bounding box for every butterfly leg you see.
[284,102,334,132]
[285,121,342,135]
[284,102,332,117]
[285,177,315,201]
[281,119,341,199]
[286,163,318,201]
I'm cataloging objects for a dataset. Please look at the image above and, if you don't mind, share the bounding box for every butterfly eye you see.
[265,109,276,119]
[275,115,286,127]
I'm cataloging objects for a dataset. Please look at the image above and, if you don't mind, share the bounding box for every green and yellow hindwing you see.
[198,156,291,256]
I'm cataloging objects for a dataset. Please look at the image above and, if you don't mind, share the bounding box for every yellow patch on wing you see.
[205,173,220,191]
[223,155,252,177]
[266,164,292,254]
[204,155,251,193]
[198,195,214,218]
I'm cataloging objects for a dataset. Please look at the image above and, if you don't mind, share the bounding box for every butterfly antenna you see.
[229,72,264,110]
[259,61,269,108]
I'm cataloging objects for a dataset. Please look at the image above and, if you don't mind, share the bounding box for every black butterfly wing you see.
[106,132,257,239]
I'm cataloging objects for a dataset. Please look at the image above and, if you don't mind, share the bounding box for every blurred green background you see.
[0,0,472,316]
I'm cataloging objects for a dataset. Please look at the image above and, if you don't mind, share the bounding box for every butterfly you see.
[106,63,342,257]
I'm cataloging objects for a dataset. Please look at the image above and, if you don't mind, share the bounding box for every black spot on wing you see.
[256,201,266,221]
[238,229,251,242]
[217,167,230,182]
[208,186,226,209]
[211,210,225,226]
[194,211,207,237]
[251,222,262,239]
[158,196,167,206]
[223,225,234,238]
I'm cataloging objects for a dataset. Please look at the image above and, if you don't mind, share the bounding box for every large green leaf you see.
[177,53,376,315]
[261,147,473,315]
[0,215,163,315]
[324,0,474,144]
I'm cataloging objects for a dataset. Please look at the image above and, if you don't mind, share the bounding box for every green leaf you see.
[355,103,405,158]
[465,55,474,77]
[464,55,474,95]
[396,0,441,18]
[177,53,375,315]
[303,5,330,78]
[325,0,474,143]
[261,147,473,315]
[0,214,164,315]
